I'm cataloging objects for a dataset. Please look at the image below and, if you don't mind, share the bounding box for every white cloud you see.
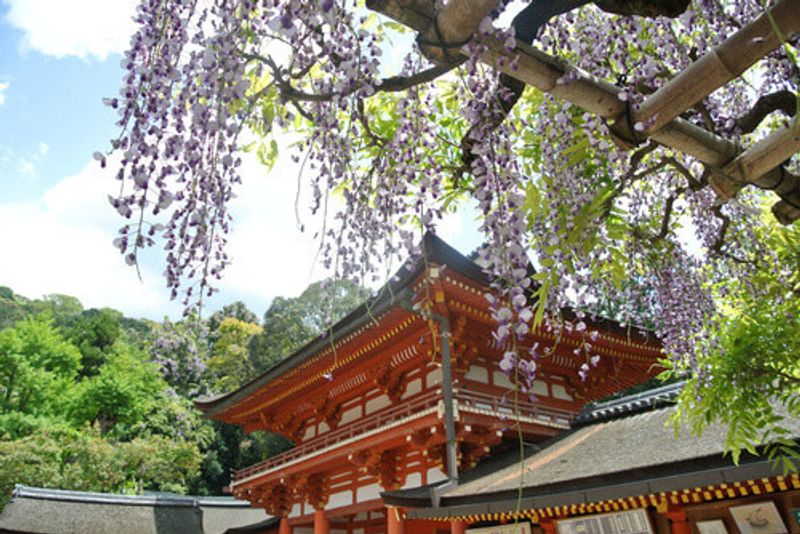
[5,0,138,60]
[0,157,179,319]
[0,150,334,319]
[0,140,484,320]
[0,82,9,106]
[38,142,49,156]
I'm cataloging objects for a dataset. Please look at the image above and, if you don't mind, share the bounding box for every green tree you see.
[671,216,800,471]
[0,317,81,416]
[207,301,259,334]
[67,308,124,378]
[0,425,202,504]
[207,318,262,393]
[249,278,368,373]
[68,343,163,434]
[33,294,84,330]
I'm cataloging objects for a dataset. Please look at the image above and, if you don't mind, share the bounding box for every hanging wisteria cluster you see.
[105,0,797,392]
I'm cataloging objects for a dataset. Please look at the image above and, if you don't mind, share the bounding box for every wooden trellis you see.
[367,0,800,224]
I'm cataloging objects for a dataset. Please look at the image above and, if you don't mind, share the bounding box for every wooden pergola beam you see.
[713,117,800,223]
[636,0,800,135]
[367,0,800,223]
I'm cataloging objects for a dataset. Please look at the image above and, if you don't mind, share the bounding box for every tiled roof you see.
[570,381,684,427]
[383,383,800,515]
[0,485,268,534]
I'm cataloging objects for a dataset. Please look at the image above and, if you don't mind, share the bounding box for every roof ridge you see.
[571,381,684,427]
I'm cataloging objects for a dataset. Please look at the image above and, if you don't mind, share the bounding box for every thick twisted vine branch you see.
[737,90,797,134]
[243,51,460,103]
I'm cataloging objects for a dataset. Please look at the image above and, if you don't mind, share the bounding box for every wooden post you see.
[314,509,330,534]
[666,507,691,534]
[451,520,468,534]
[388,507,407,534]
[635,0,800,135]
[540,519,558,534]
[280,518,292,534]
[418,0,496,65]
[366,0,800,223]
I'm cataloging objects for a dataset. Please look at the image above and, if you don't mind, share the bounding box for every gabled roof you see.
[196,233,662,419]
[383,384,800,518]
[195,233,486,417]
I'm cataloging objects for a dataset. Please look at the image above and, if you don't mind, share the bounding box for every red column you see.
[666,508,691,534]
[540,520,558,534]
[280,518,292,534]
[388,507,407,534]
[314,510,330,534]
[451,520,468,534]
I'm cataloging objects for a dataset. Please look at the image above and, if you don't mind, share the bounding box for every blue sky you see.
[0,0,482,321]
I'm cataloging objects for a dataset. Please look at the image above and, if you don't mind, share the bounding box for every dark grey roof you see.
[571,381,684,427]
[0,486,268,534]
[223,517,280,534]
[383,385,800,518]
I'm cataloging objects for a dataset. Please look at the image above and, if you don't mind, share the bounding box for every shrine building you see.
[196,234,665,534]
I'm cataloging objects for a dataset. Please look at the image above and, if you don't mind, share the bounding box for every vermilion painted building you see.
[196,235,664,534]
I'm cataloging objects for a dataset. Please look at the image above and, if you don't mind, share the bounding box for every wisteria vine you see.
[103,0,798,394]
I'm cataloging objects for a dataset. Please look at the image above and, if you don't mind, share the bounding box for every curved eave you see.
[194,233,489,419]
[195,233,663,419]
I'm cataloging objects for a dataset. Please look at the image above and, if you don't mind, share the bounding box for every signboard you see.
[556,509,653,534]
[467,522,532,534]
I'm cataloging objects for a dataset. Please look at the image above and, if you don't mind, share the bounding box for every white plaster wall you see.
[365,394,390,414]
[328,490,353,509]
[353,529,365,534]
[493,370,514,389]
[402,378,422,399]
[303,426,316,441]
[465,365,488,383]
[426,368,442,388]
[289,503,302,518]
[402,472,421,489]
[356,483,382,502]
[552,384,572,400]
[341,405,362,425]
[532,380,548,396]
[427,468,447,484]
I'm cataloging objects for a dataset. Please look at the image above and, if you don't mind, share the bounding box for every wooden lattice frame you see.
[368,0,800,224]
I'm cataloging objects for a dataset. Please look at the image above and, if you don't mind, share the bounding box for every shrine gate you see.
[196,234,663,534]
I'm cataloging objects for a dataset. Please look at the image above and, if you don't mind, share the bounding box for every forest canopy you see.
[0,278,366,504]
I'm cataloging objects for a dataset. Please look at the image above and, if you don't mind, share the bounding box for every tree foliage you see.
[0,317,81,416]
[671,217,800,470]
[0,281,342,501]
[249,278,369,373]
[208,318,262,393]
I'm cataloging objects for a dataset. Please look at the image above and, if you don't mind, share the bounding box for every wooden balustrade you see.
[232,388,577,482]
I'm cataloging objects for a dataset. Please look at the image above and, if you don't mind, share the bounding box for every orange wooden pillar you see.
[280,518,292,534]
[388,507,406,534]
[314,510,330,534]
[666,507,691,534]
[451,520,468,534]
[540,520,558,534]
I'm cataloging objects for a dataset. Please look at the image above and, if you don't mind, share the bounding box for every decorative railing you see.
[232,388,577,482]
[233,389,442,482]
[454,388,575,427]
